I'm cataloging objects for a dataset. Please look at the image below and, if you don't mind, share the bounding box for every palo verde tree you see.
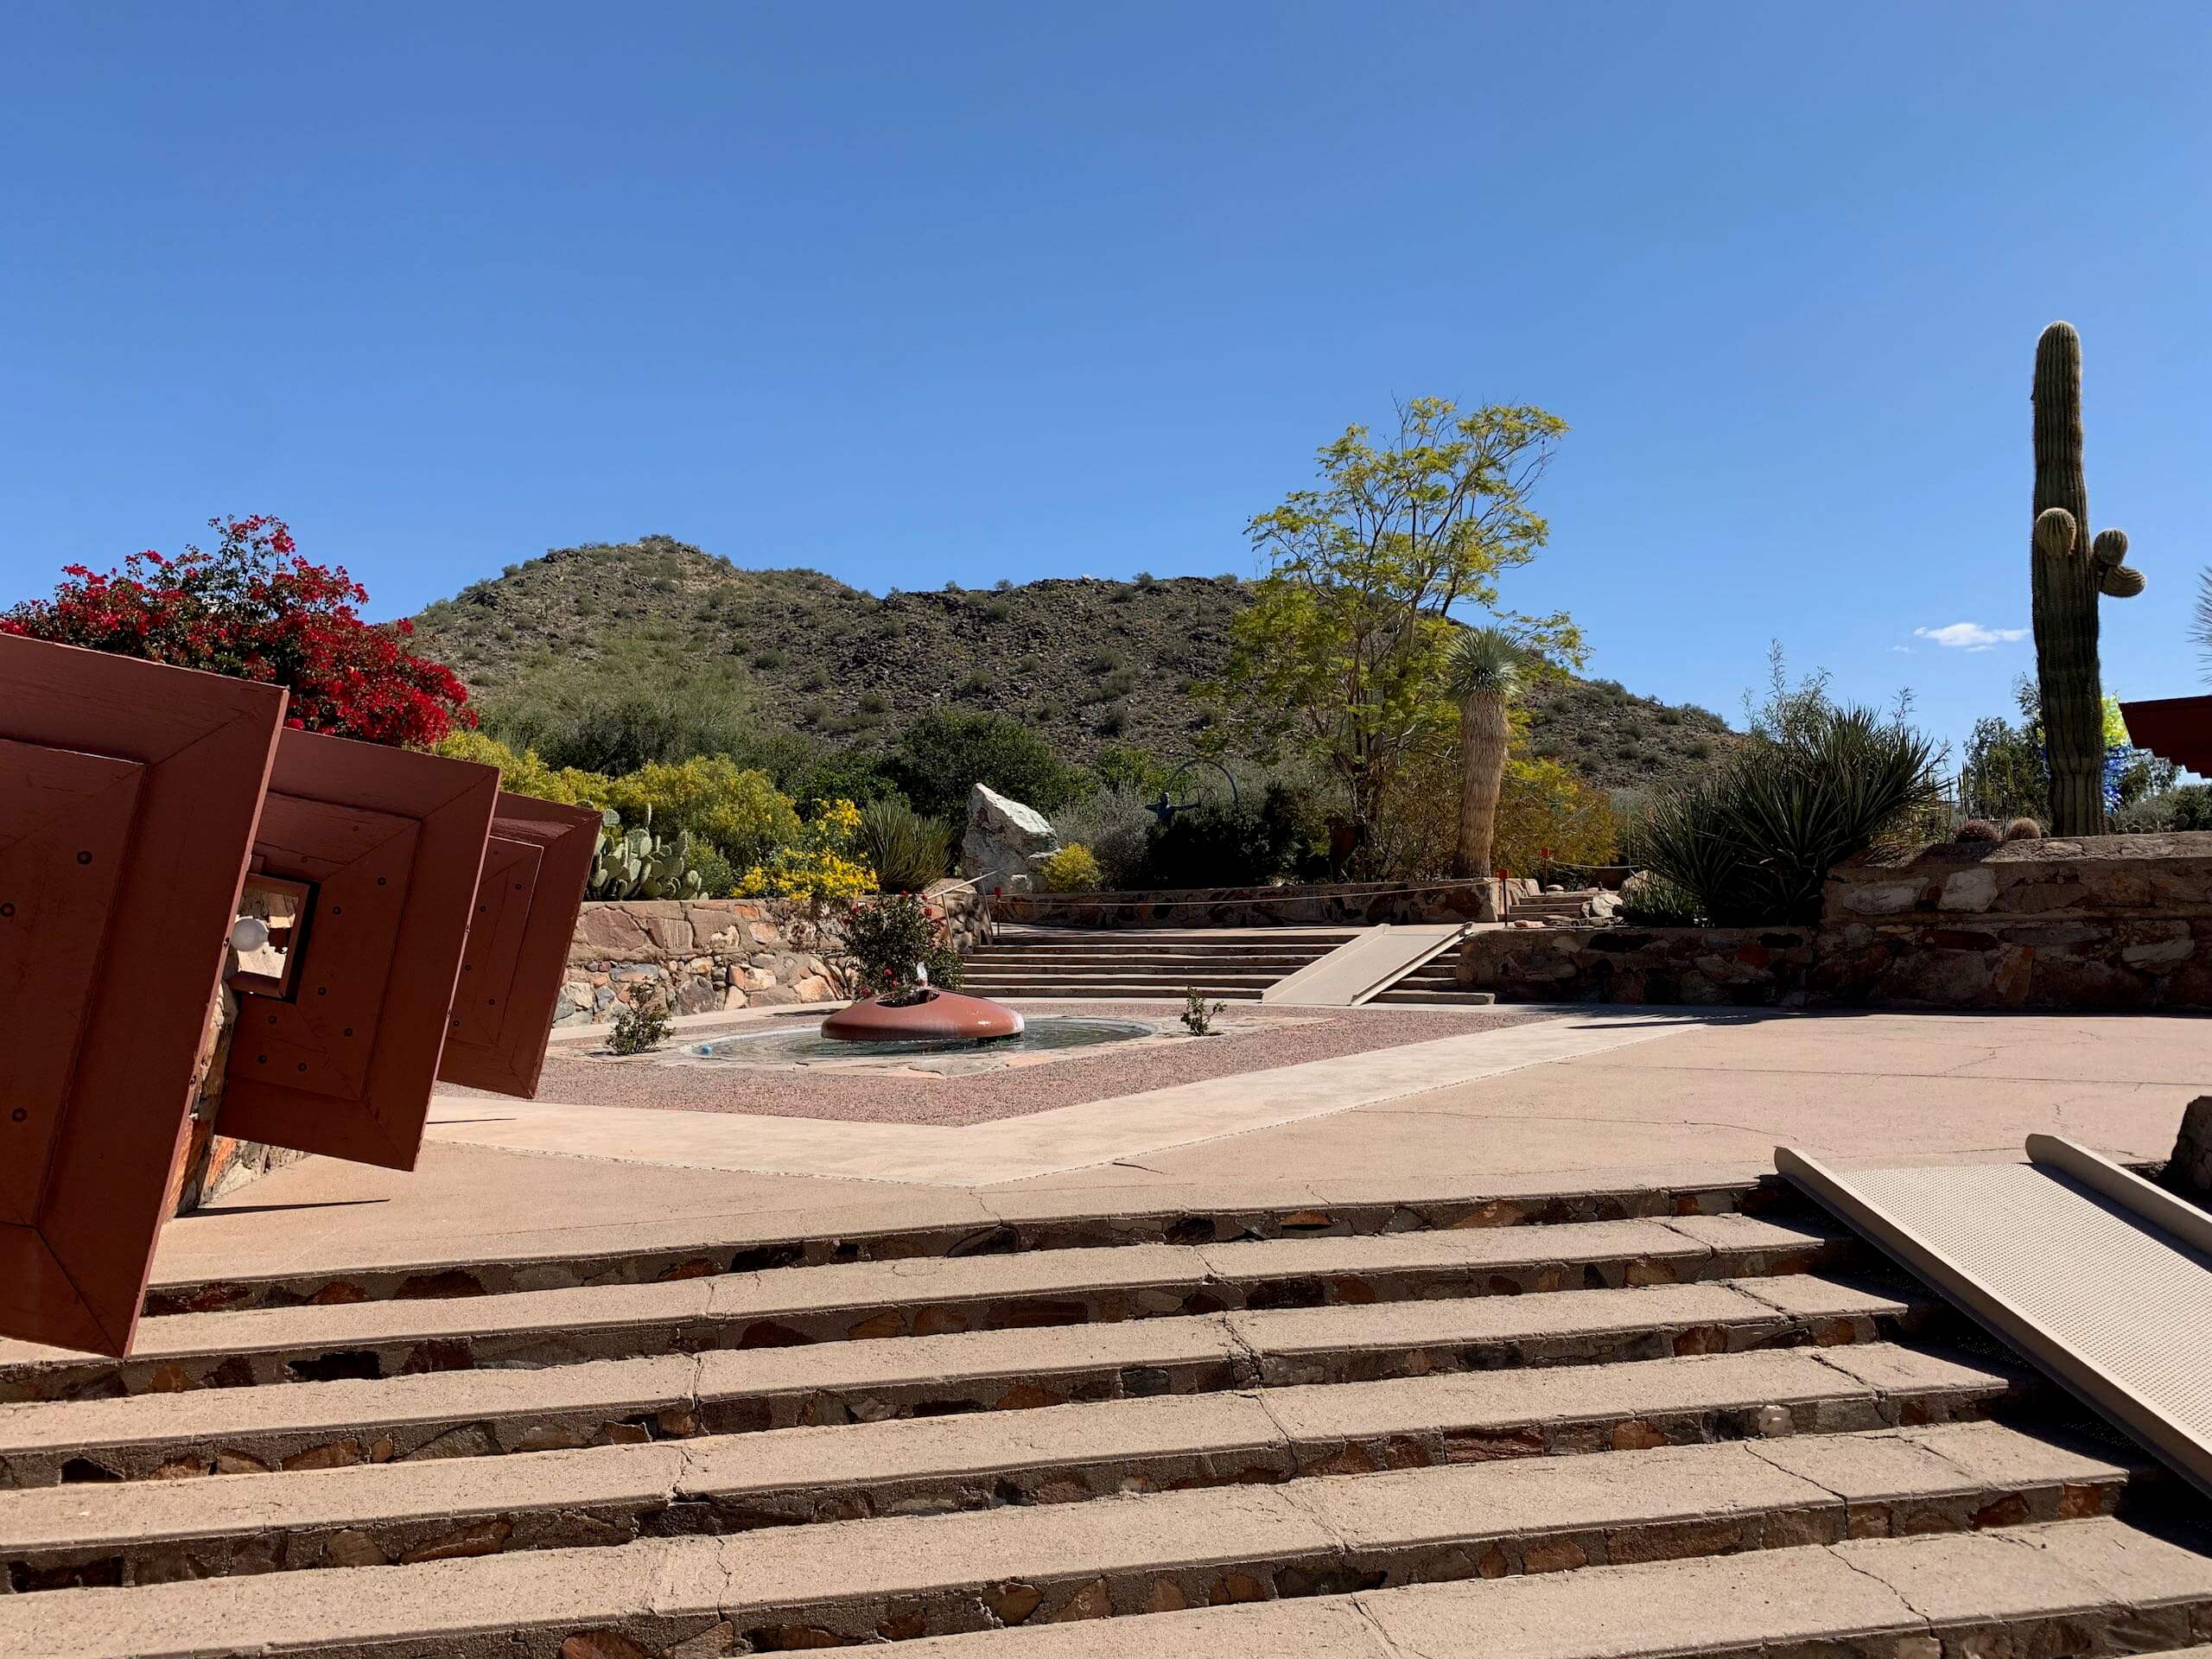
[1210,397,1580,869]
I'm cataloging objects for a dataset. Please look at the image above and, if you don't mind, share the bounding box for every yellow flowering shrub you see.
[429,731,615,807]
[602,756,800,867]
[1038,843,1103,893]
[737,798,877,903]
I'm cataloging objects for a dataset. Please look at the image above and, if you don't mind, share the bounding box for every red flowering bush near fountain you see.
[0,515,471,747]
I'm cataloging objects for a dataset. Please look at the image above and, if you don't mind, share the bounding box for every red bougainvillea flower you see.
[1,514,473,747]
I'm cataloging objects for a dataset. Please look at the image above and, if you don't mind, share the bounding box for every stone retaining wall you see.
[1814,833,2212,1010]
[563,886,991,1026]
[1454,925,1818,1006]
[997,879,1504,931]
[1451,833,2212,1012]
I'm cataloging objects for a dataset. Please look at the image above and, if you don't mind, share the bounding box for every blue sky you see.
[3,3,2208,758]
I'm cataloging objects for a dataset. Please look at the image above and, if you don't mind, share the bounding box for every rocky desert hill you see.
[410,536,1737,791]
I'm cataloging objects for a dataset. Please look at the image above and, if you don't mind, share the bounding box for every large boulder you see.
[961,783,1058,894]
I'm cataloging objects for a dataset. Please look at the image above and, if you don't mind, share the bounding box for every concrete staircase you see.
[962,929,1358,1001]
[1509,887,1602,926]
[1365,949,1497,1007]
[2,1173,2208,1656]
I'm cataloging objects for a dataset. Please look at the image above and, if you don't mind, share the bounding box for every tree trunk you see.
[1451,692,1510,878]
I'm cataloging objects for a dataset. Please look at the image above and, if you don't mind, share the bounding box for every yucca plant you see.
[1446,627,1523,879]
[857,797,952,892]
[1626,705,1942,925]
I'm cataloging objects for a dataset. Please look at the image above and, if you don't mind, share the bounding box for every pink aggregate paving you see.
[470,1004,1547,1128]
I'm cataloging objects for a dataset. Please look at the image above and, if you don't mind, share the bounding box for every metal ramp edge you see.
[1777,1136,2212,1503]
[1260,923,1468,1007]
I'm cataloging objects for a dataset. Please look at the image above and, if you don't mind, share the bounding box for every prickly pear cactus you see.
[2030,321,2145,836]
[588,811,708,900]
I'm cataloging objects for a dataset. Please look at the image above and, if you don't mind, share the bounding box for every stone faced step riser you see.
[4,1382,2031,1592]
[15,1297,1944,1485]
[0,1482,2148,1653]
[18,1235,1866,1402]
[146,1179,1796,1317]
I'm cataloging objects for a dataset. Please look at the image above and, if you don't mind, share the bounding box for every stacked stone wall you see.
[1451,833,2212,1012]
[563,887,992,1026]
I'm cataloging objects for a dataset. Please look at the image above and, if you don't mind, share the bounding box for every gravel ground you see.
[482,1004,1549,1128]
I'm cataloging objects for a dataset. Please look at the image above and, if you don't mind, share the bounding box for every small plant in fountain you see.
[607,996,672,1056]
[1180,988,1227,1036]
[840,892,963,1005]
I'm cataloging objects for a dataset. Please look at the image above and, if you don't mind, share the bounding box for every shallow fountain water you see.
[691,1016,1154,1066]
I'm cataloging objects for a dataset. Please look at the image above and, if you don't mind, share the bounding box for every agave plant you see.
[857,797,952,892]
[1625,705,1942,926]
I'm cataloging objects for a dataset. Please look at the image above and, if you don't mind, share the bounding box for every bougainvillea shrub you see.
[1,515,471,747]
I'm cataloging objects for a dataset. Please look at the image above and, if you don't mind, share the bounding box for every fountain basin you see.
[820,990,1025,1044]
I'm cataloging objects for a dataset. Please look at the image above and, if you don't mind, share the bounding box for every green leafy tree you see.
[885,709,1089,824]
[1210,397,1580,868]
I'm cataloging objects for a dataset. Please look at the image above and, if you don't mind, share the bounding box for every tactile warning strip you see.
[1778,1144,2212,1502]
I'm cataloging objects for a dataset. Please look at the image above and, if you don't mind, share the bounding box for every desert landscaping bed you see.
[450,1003,1546,1128]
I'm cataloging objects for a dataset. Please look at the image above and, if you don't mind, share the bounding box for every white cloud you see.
[1912,622,2028,652]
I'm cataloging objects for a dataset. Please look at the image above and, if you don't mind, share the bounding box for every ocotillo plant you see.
[2030,321,2145,836]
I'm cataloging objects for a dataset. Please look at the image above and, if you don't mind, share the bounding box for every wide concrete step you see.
[964,982,1271,1000]
[966,968,1291,984]
[0,1274,1935,1484]
[884,1520,2212,1659]
[143,1171,1798,1316]
[0,1344,2020,1589]
[0,1435,2163,1654]
[995,938,1353,946]
[1368,988,1499,1006]
[1,1215,1859,1401]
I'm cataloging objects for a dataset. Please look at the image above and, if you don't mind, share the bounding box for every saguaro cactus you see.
[2030,321,2145,836]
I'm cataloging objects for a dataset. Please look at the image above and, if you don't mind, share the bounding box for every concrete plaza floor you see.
[147,1003,2208,1288]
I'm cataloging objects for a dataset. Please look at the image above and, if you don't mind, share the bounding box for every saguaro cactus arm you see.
[2029,322,2144,836]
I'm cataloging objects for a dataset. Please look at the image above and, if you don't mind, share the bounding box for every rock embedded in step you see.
[961,782,1059,894]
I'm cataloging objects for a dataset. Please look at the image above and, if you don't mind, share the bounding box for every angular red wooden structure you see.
[435,791,601,1096]
[1,635,285,1356]
[2120,696,2212,778]
[215,731,499,1171]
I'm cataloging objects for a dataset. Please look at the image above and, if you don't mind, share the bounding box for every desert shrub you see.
[431,731,615,807]
[858,797,952,891]
[1492,757,1623,876]
[1052,786,1154,889]
[839,891,963,1001]
[1618,869,1701,926]
[3,515,471,746]
[884,709,1089,824]
[496,690,743,774]
[1626,704,1942,925]
[607,1000,671,1055]
[602,756,800,869]
[1038,843,1103,893]
[738,799,876,904]
[1136,785,1306,889]
[2113,785,2212,834]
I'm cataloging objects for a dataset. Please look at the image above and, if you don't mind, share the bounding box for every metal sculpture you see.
[215,728,499,1170]
[0,635,286,1355]
[436,791,602,1096]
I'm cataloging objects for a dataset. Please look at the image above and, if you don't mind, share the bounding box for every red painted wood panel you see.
[0,635,284,1356]
[216,731,498,1171]
[2120,696,2212,777]
[436,793,601,1097]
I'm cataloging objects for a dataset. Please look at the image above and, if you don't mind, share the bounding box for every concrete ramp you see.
[1260,923,1466,1007]
[1778,1135,2212,1502]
